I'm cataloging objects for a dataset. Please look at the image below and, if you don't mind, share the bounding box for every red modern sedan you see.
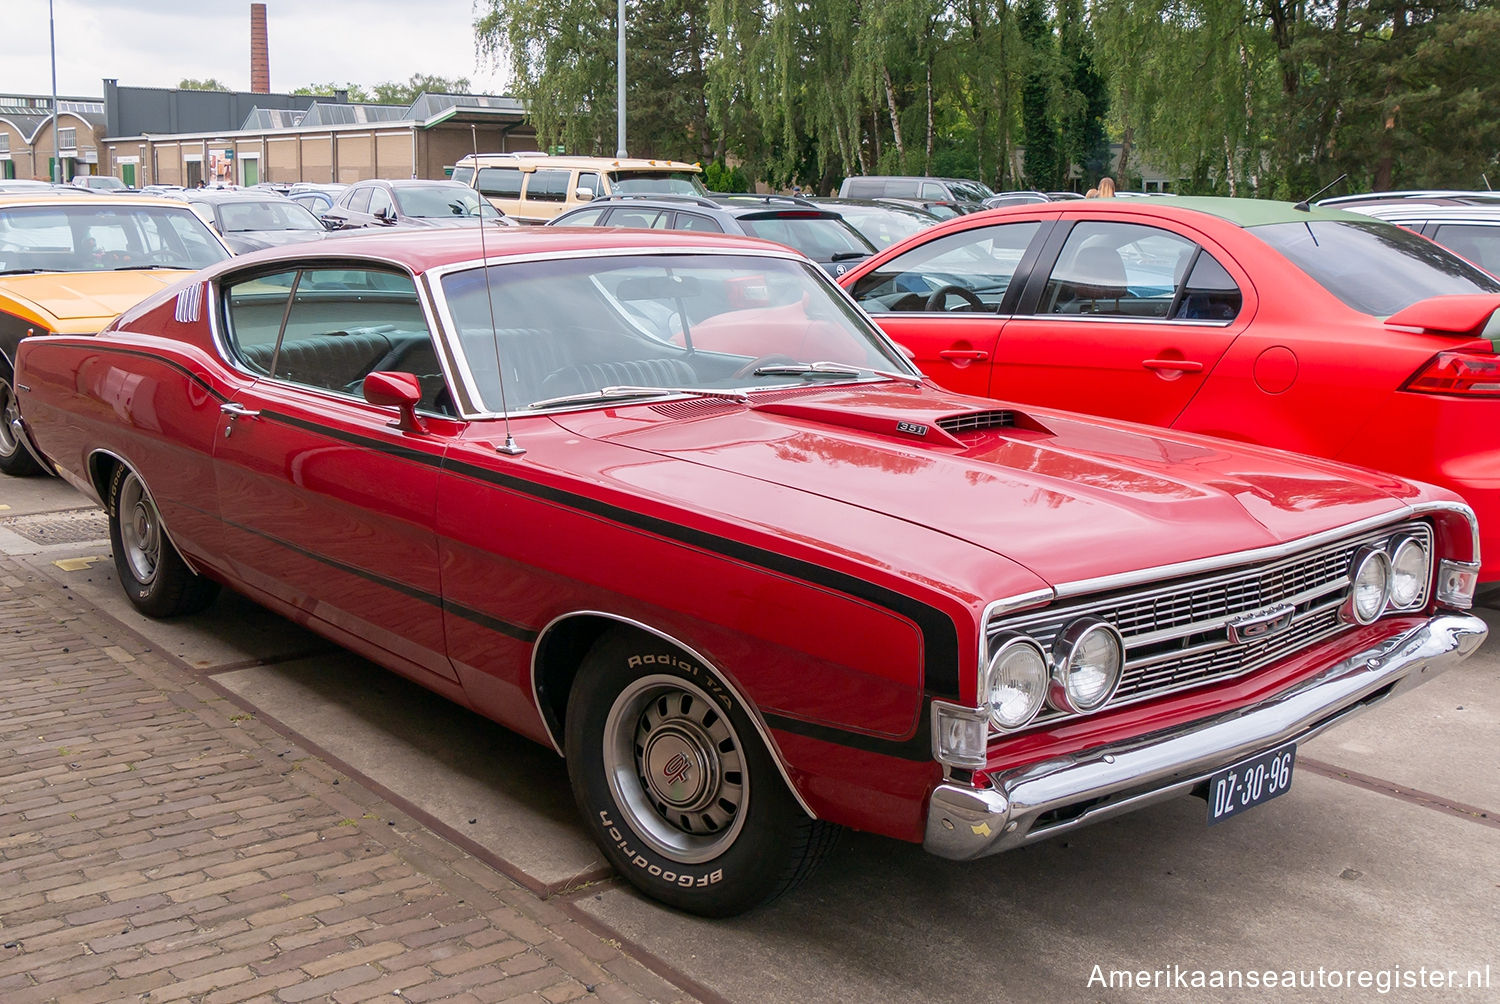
[838,197,1500,582]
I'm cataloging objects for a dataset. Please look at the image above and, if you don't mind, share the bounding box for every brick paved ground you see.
[0,553,699,1004]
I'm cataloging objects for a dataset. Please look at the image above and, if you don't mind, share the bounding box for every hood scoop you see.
[936,409,1015,435]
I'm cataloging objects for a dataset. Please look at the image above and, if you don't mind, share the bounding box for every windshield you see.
[1252,219,1500,315]
[439,253,911,412]
[607,171,709,196]
[737,216,875,260]
[216,199,324,232]
[393,186,502,219]
[947,180,995,202]
[0,203,228,273]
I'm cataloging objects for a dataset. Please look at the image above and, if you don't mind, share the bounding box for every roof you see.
[0,192,193,211]
[214,226,789,277]
[1344,204,1500,224]
[1063,195,1377,229]
[457,153,701,172]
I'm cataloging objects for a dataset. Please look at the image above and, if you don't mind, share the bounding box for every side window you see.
[223,268,454,414]
[920,181,946,199]
[1174,251,1243,321]
[558,207,606,227]
[368,188,395,218]
[607,208,666,229]
[673,212,724,233]
[1432,224,1500,276]
[848,221,1041,313]
[476,167,522,198]
[524,170,571,202]
[347,187,372,213]
[576,172,601,197]
[1039,222,1197,318]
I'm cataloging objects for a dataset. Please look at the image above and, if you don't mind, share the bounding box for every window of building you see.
[59,127,76,150]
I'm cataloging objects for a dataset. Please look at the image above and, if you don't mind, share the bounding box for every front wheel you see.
[0,358,43,476]
[565,630,838,917]
[108,465,219,617]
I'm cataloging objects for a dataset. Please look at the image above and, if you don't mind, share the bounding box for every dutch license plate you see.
[1206,741,1297,825]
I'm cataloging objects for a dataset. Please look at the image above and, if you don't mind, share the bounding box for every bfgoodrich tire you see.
[0,358,42,477]
[107,465,219,617]
[565,629,838,917]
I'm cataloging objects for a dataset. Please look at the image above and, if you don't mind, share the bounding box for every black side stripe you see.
[764,707,933,762]
[257,407,963,699]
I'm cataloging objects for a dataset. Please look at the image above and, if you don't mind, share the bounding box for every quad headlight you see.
[1049,617,1125,714]
[1345,545,1392,624]
[1388,535,1431,610]
[986,635,1049,731]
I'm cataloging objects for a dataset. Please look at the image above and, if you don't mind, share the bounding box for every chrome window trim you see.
[528,610,816,819]
[1006,314,1235,329]
[423,244,924,421]
[206,257,467,418]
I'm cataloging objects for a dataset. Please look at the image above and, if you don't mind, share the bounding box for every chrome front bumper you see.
[924,611,1487,860]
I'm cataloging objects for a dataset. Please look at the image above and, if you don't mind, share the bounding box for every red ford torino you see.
[14,227,1487,916]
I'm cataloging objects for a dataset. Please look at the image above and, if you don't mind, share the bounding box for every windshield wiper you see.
[113,264,195,271]
[0,267,64,275]
[528,385,751,410]
[830,251,871,261]
[752,360,924,385]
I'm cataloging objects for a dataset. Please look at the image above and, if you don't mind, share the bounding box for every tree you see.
[1018,0,1063,189]
[177,78,229,91]
[291,82,374,103]
[370,73,474,105]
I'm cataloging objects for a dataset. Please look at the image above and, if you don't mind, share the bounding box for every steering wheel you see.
[925,284,985,312]
[732,354,799,379]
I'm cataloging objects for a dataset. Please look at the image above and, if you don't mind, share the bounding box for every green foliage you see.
[703,160,750,192]
[177,78,229,91]
[371,74,474,105]
[291,82,374,103]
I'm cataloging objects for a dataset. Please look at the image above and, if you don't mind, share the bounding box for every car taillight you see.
[1402,349,1500,396]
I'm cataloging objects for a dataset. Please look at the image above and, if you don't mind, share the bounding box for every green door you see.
[241,158,259,187]
[121,163,135,187]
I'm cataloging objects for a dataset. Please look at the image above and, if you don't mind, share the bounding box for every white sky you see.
[3,0,509,99]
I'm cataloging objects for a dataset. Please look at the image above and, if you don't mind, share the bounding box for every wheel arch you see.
[530,610,817,819]
[87,449,204,576]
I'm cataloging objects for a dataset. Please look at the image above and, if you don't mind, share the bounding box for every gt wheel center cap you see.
[642,725,715,811]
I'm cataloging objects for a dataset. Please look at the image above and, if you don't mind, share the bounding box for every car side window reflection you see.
[1036,222,1241,322]
[1175,251,1243,321]
[848,221,1041,313]
[221,268,455,415]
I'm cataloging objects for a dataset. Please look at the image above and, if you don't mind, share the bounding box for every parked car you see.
[1318,190,1500,210]
[14,226,1486,916]
[873,196,974,220]
[287,185,343,218]
[321,179,514,231]
[455,153,708,224]
[71,175,132,192]
[170,189,330,253]
[0,191,232,474]
[1340,203,1500,276]
[836,196,1500,583]
[838,174,993,214]
[804,197,942,248]
[548,193,877,275]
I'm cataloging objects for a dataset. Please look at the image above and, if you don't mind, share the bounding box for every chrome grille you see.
[988,521,1433,725]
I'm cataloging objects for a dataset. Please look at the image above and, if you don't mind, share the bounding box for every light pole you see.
[615,0,626,158]
[49,0,60,182]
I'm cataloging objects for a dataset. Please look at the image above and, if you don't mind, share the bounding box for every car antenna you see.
[1484,174,1493,191]
[1293,173,1347,212]
[472,125,524,456]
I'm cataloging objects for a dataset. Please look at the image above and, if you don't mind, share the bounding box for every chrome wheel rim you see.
[0,379,19,457]
[603,673,748,864]
[118,473,161,586]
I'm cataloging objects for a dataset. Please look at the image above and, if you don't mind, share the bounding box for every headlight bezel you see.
[1343,544,1392,625]
[1387,535,1431,611]
[985,633,1050,732]
[1048,616,1125,715]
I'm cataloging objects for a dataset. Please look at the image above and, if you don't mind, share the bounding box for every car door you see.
[992,217,1250,426]
[212,264,458,686]
[323,186,373,230]
[845,219,1047,397]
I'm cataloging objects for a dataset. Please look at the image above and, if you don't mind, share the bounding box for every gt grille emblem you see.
[662,752,692,785]
[1226,603,1295,644]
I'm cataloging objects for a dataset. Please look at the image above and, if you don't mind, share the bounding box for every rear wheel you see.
[565,630,838,917]
[107,465,218,617]
[0,358,42,477]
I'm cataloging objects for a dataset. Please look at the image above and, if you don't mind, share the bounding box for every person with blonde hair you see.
[1098,177,1116,198]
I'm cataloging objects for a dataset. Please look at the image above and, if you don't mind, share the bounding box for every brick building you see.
[0,93,106,182]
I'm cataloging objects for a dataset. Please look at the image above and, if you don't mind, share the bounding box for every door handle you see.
[939,349,990,362]
[1142,358,1204,372]
[220,402,261,419]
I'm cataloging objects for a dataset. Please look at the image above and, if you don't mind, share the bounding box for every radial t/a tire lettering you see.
[107,464,219,618]
[565,629,838,917]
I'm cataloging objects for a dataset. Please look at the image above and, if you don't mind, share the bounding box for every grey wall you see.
[103,79,321,138]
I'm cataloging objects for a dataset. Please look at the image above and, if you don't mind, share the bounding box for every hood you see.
[407,216,484,229]
[223,230,329,253]
[0,270,183,333]
[549,384,1419,587]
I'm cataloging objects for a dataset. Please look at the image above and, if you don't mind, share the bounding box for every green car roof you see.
[1153,196,1373,228]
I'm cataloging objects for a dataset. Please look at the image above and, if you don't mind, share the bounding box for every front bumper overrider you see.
[924,611,1487,860]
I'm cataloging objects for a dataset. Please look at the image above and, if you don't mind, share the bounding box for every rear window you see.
[1252,219,1500,315]
[737,216,874,261]
[607,171,707,196]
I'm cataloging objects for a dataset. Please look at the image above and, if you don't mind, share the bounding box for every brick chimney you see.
[250,3,270,93]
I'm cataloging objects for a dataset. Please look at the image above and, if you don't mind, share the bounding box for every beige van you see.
[452,154,708,224]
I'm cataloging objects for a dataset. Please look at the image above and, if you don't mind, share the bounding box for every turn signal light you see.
[1402,350,1500,396]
